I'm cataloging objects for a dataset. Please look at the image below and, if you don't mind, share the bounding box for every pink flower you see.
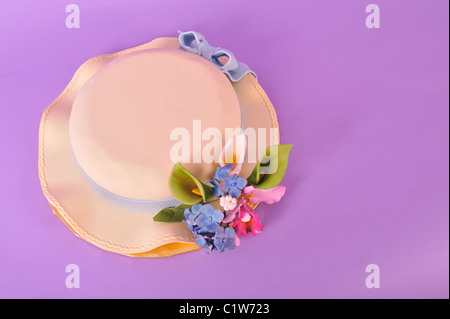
[233,211,263,238]
[222,199,249,223]
[243,185,286,205]
[234,234,241,246]
[223,185,286,224]
[222,184,286,240]
[223,200,262,238]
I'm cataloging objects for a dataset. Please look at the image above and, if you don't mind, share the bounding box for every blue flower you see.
[222,174,247,198]
[211,180,222,197]
[184,203,202,220]
[183,204,238,254]
[184,204,202,234]
[195,235,214,254]
[184,204,224,234]
[213,164,235,181]
[213,227,236,252]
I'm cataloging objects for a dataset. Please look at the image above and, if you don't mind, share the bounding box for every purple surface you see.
[0,0,448,299]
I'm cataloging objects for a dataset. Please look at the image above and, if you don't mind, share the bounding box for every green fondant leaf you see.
[247,161,261,186]
[168,162,213,205]
[253,144,293,189]
[153,204,192,223]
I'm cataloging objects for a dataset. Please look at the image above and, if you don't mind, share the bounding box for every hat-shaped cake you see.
[39,31,291,257]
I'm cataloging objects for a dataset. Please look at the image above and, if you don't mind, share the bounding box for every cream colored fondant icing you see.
[69,48,242,200]
[39,36,279,257]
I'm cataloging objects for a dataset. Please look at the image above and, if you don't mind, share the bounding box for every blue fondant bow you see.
[178,31,256,82]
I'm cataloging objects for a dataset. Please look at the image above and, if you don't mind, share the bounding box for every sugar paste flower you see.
[184,204,224,234]
[213,164,234,181]
[219,195,237,211]
[222,174,247,198]
[213,226,237,252]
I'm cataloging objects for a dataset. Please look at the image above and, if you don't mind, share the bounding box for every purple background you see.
[0,0,448,299]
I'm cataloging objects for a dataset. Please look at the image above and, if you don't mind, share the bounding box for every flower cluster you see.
[183,164,286,253]
[184,203,236,253]
[154,142,292,255]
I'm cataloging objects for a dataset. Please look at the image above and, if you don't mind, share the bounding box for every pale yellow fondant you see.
[38,37,279,257]
[70,48,242,200]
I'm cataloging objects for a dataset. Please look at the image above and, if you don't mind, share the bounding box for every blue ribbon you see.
[178,31,256,82]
